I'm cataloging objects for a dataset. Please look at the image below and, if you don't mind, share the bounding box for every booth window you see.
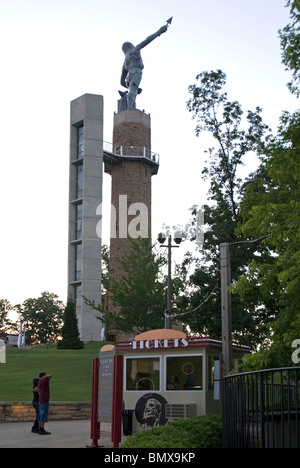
[125,357,160,391]
[165,355,203,391]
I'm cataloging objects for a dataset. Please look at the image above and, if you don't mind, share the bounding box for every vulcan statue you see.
[119,18,172,110]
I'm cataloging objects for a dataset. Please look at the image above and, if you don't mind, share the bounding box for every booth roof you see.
[135,329,186,341]
[115,329,251,354]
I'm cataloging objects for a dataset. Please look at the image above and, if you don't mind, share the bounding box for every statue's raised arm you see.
[119,18,172,110]
[135,24,168,51]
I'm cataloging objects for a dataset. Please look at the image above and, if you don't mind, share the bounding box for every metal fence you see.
[222,367,300,448]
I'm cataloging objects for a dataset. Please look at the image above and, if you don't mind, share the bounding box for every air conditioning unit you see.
[165,403,197,420]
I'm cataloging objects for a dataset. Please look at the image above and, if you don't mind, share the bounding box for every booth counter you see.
[116,329,250,432]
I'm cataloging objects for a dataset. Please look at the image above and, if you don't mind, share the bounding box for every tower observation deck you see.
[103,141,159,175]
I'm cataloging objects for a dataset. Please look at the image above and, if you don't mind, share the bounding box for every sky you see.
[0,0,298,309]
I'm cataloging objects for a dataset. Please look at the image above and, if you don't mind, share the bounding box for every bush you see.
[121,414,223,449]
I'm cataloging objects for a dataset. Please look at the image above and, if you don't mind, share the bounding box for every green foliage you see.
[57,298,83,350]
[86,238,168,334]
[279,0,300,96]
[0,299,14,333]
[236,110,300,369]
[15,291,64,344]
[121,415,223,449]
[180,70,269,346]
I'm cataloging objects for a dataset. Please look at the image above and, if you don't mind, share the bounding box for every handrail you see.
[222,366,300,380]
[103,141,160,164]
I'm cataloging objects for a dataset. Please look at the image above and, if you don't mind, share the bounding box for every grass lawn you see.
[0,342,111,402]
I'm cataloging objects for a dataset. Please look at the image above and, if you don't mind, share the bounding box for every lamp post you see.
[18,314,25,349]
[157,232,182,329]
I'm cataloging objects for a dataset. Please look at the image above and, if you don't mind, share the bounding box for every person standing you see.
[31,377,39,433]
[38,372,52,435]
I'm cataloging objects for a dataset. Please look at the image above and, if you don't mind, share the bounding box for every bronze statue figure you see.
[119,18,172,110]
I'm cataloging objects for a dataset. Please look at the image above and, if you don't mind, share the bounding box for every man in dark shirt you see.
[38,372,52,435]
[31,377,39,433]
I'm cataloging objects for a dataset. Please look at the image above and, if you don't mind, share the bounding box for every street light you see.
[18,314,25,349]
[157,232,182,329]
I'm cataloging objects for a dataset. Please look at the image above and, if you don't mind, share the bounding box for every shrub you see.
[121,414,223,449]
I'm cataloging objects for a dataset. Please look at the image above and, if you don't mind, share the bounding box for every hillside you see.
[0,342,109,401]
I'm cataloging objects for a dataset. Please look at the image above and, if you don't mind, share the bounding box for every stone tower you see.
[103,109,159,339]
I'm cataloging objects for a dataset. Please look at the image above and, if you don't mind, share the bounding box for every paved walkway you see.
[0,420,122,448]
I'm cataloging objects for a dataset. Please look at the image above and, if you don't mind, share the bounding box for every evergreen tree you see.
[57,298,83,349]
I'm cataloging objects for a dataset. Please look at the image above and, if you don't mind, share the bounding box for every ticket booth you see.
[116,329,250,432]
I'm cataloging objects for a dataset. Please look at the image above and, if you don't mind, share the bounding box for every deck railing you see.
[222,367,300,448]
[103,141,160,164]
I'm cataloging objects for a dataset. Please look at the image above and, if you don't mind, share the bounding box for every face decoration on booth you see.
[135,393,168,429]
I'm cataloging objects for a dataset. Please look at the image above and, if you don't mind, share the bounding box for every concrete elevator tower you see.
[68,94,103,341]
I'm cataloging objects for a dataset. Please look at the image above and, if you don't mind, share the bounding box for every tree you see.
[176,70,269,346]
[279,0,300,96]
[233,1,300,368]
[234,110,300,368]
[0,299,14,333]
[86,237,169,335]
[16,291,64,344]
[187,70,269,221]
[57,297,83,349]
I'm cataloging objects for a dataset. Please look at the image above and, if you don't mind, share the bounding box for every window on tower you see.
[75,243,82,281]
[77,125,84,159]
[75,203,82,239]
[74,283,82,308]
[76,164,83,199]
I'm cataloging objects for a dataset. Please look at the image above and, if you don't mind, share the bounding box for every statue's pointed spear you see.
[166,17,173,28]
